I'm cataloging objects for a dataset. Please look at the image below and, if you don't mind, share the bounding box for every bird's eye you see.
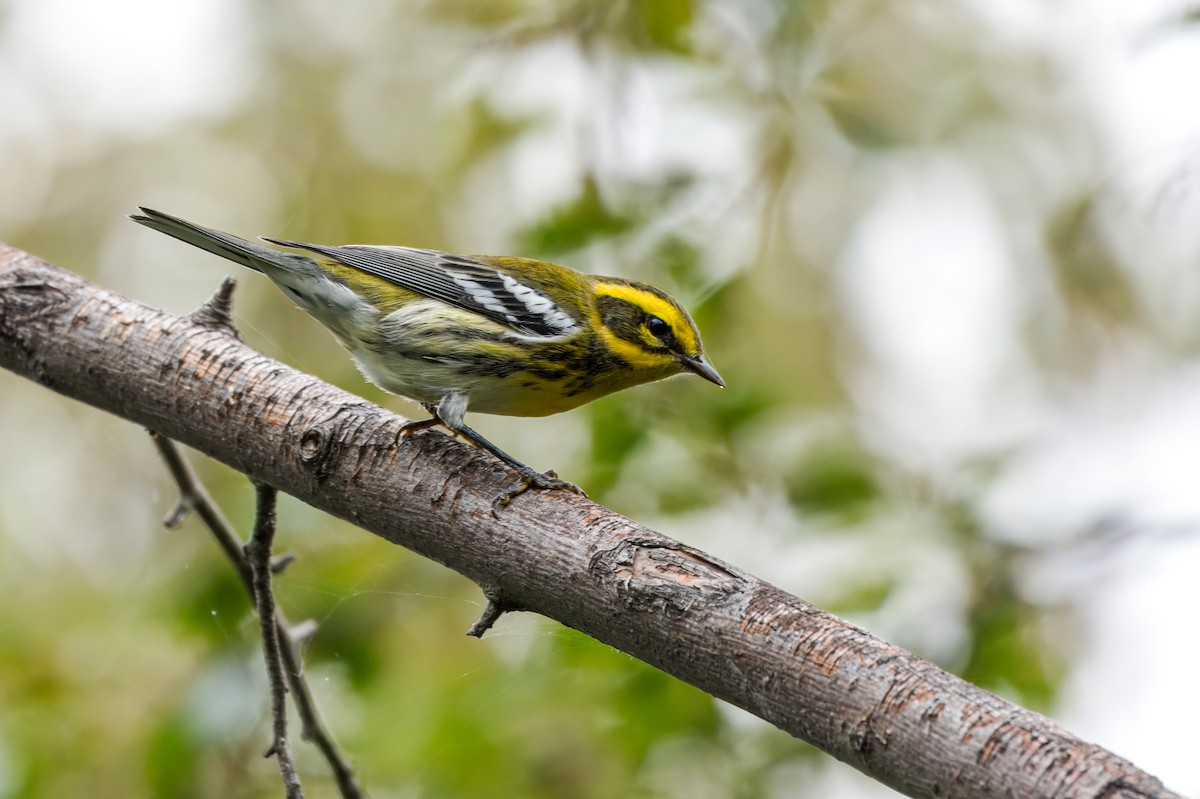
[646,316,671,339]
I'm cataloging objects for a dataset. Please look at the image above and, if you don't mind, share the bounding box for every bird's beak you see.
[682,354,725,388]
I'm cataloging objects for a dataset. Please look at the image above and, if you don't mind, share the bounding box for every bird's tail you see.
[130,207,314,275]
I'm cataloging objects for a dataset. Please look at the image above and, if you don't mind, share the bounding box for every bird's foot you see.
[397,416,443,440]
[492,468,586,515]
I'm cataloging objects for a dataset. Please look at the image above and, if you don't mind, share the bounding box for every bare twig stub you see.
[465,591,516,638]
[0,246,1185,799]
[187,276,240,334]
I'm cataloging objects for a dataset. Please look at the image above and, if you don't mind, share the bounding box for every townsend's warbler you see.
[132,208,724,506]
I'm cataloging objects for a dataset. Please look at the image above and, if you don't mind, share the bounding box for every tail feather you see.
[130,208,313,275]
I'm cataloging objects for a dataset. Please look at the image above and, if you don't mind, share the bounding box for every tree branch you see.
[0,245,1184,799]
[149,432,364,798]
[245,483,304,798]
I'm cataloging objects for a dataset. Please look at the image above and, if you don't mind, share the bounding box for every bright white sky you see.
[0,0,252,135]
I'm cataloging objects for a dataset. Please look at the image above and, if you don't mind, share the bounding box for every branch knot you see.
[187,277,241,336]
[299,425,338,481]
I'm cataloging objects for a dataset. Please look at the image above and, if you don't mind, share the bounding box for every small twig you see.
[277,624,361,795]
[246,483,304,798]
[150,431,252,589]
[466,592,515,638]
[149,433,365,799]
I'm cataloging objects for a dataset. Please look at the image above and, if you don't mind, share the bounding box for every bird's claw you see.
[398,417,442,437]
[492,469,586,514]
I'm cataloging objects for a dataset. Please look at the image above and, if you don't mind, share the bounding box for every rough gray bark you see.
[0,244,1183,799]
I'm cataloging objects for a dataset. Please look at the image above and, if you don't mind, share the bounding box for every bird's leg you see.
[443,420,586,512]
[401,397,585,510]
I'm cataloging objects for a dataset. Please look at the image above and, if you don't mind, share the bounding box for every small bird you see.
[132,208,724,506]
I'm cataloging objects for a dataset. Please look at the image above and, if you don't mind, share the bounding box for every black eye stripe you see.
[597,294,687,353]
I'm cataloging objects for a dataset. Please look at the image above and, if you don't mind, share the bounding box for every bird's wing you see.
[262,239,580,338]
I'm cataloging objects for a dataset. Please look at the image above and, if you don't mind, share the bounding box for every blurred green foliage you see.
[0,0,1183,796]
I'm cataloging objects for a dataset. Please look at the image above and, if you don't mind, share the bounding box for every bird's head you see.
[591,279,724,388]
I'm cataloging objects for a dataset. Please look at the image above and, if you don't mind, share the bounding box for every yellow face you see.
[590,279,723,388]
